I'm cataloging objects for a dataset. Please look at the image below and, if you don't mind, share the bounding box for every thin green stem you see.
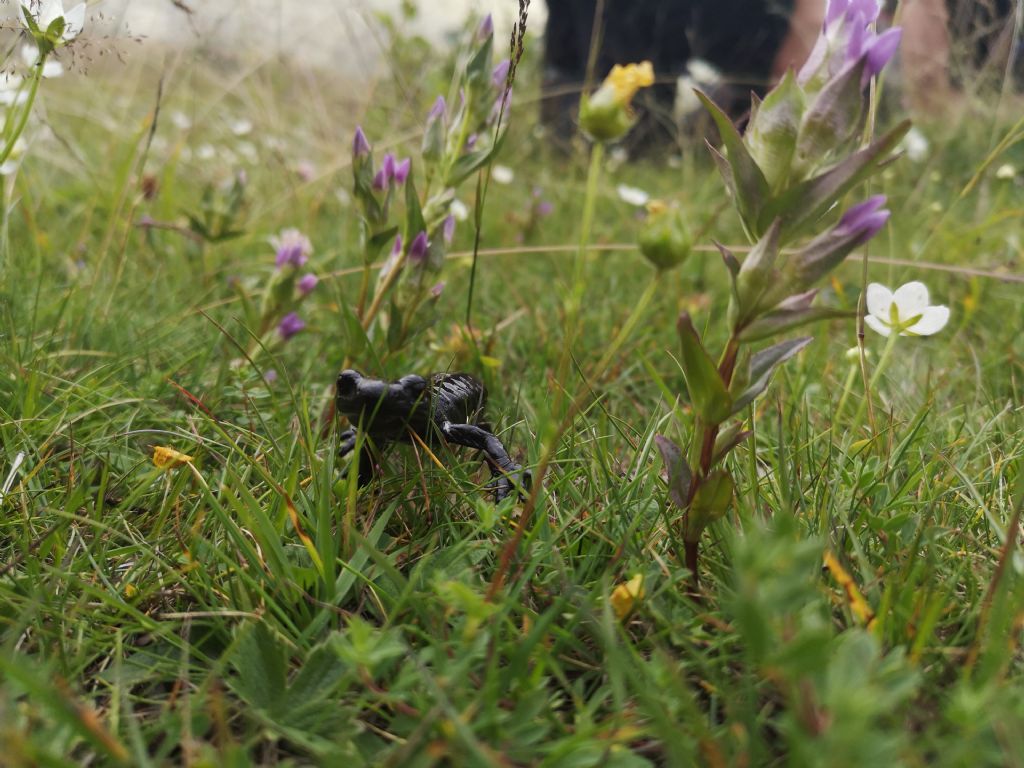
[0,58,45,166]
[592,273,658,377]
[852,331,899,427]
[832,358,861,427]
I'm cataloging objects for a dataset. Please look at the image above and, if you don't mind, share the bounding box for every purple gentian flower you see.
[431,282,445,298]
[352,126,370,158]
[278,312,306,341]
[270,228,312,268]
[465,133,478,151]
[408,231,429,264]
[264,368,278,383]
[442,214,456,246]
[393,157,411,185]
[428,95,447,123]
[298,273,318,295]
[476,13,493,41]
[836,195,889,239]
[491,59,510,89]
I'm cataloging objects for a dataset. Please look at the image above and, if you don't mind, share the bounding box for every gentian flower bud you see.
[422,96,447,161]
[476,13,493,41]
[491,59,510,89]
[408,231,429,264]
[352,126,370,159]
[393,157,411,185]
[298,273,318,295]
[442,214,456,246]
[278,312,305,341]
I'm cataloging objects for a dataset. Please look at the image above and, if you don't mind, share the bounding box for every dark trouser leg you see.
[440,421,529,501]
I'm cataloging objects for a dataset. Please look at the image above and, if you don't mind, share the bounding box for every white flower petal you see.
[892,281,930,321]
[864,314,892,337]
[21,44,39,68]
[491,164,514,184]
[42,60,64,78]
[38,0,64,29]
[902,127,929,163]
[616,183,649,207]
[904,305,949,336]
[231,118,253,136]
[62,2,86,40]
[996,163,1016,180]
[450,199,469,221]
[865,282,893,319]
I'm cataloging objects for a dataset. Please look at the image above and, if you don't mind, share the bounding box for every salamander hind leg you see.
[440,421,530,501]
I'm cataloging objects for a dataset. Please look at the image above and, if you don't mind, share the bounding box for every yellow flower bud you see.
[152,446,193,470]
[579,61,655,142]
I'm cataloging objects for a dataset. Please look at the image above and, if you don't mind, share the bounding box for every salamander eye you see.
[337,369,362,398]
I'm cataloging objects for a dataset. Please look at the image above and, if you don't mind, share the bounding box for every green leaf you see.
[404,170,426,239]
[654,435,692,507]
[739,306,851,342]
[793,60,866,174]
[228,622,288,712]
[730,336,813,414]
[697,90,770,235]
[687,468,734,539]
[676,313,733,423]
[735,219,782,325]
[759,120,911,241]
[712,422,753,465]
[746,69,804,191]
[448,129,507,186]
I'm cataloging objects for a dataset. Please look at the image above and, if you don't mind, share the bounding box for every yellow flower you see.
[603,62,655,106]
[579,61,655,142]
[152,446,193,470]
[610,574,645,620]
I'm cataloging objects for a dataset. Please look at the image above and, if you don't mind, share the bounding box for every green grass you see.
[1,19,1024,768]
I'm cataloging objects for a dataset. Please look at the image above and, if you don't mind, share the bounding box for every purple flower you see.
[428,95,447,123]
[476,13,493,41]
[393,157,411,185]
[431,281,445,298]
[800,0,899,86]
[270,228,312,268]
[442,214,456,246]
[491,58,510,89]
[836,195,889,239]
[298,272,318,295]
[278,312,306,341]
[408,231,429,264]
[264,368,278,383]
[372,169,388,191]
[391,233,403,257]
[863,27,902,80]
[465,133,478,151]
[536,200,554,217]
[381,153,396,179]
[352,126,370,158]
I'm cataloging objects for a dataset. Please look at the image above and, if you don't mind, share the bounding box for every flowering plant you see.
[656,0,908,590]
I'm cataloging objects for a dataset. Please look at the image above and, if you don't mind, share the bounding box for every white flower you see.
[491,164,514,184]
[230,117,253,136]
[865,281,950,337]
[0,74,28,107]
[23,0,86,44]
[170,110,192,130]
[616,183,649,207]
[995,163,1016,180]
[450,198,470,221]
[21,44,64,77]
[901,127,929,163]
[0,138,29,176]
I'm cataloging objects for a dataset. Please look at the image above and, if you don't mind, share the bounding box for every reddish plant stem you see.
[683,336,741,595]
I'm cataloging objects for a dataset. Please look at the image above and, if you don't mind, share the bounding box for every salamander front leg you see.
[440,421,530,501]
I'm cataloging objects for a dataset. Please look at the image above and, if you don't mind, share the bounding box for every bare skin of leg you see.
[901,0,955,116]
[772,0,824,79]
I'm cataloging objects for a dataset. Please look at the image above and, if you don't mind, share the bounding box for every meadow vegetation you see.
[1,1,1023,765]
